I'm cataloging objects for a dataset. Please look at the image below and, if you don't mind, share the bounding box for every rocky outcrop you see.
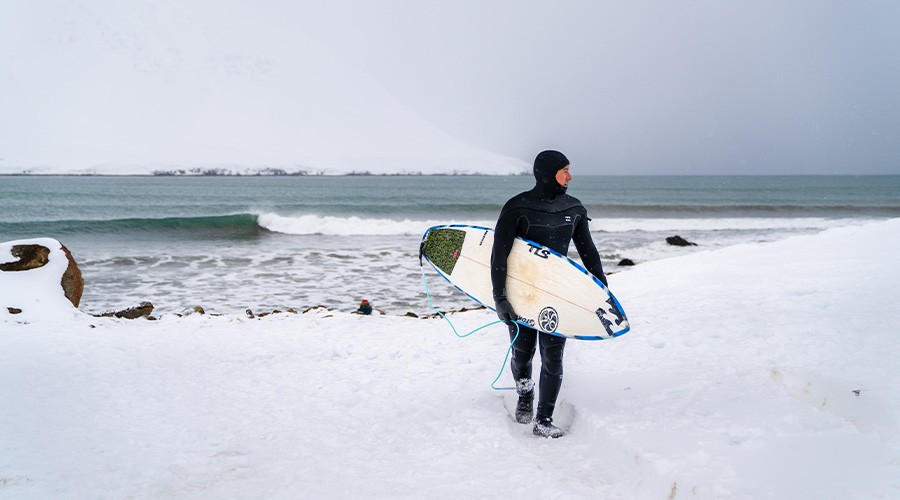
[421,305,486,319]
[94,302,155,319]
[666,235,698,247]
[0,240,84,307]
[59,245,84,307]
[618,258,636,266]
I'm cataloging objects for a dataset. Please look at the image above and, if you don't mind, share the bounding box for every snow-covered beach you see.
[2,219,898,498]
[4,0,898,496]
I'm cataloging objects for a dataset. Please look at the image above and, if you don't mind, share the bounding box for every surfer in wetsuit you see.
[491,150,608,438]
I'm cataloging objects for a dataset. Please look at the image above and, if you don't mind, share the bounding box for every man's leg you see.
[509,323,537,423]
[534,332,566,437]
[508,323,537,381]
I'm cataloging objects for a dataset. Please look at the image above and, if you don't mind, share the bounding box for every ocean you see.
[2,175,898,316]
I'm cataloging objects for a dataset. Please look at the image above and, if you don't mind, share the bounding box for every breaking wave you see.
[1,212,878,240]
[0,214,261,238]
[256,213,492,236]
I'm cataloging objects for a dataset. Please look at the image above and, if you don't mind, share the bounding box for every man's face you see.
[555,165,571,188]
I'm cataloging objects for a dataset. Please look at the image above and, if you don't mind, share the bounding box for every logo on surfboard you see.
[538,306,559,333]
[595,297,626,336]
[527,244,551,259]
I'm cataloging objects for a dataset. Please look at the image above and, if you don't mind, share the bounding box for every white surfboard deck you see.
[421,224,629,340]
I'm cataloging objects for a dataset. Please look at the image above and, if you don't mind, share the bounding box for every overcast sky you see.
[275,1,899,175]
[4,1,899,175]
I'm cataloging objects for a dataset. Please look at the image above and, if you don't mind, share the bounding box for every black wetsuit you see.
[490,153,606,421]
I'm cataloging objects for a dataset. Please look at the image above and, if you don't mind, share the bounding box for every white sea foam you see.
[256,213,494,236]
[595,217,865,232]
[256,212,862,236]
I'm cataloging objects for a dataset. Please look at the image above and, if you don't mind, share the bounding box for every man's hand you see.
[494,296,518,323]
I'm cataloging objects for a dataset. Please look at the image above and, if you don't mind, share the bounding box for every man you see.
[491,150,608,438]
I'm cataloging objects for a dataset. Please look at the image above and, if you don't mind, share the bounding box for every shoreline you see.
[2,172,899,177]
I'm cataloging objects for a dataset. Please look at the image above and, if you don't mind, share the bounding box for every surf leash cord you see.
[419,263,520,391]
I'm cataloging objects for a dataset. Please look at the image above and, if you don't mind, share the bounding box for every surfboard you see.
[420,224,629,340]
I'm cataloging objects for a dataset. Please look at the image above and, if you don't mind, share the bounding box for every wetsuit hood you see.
[533,150,570,198]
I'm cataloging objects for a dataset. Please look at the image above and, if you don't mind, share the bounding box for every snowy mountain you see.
[0,1,527,175]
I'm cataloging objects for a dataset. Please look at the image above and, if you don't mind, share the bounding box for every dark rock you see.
[7,307,22,314]
[59,244,84,307]
[666,235,697,247]
[422,305,486,318]
[95,302,154,319]
[246,309,255,319]
[0,244,49,271]
[193,306,205,315]
[254,309,295,317]
[618,258,636,266]
[257,309,287,318]
[404,312,419,318]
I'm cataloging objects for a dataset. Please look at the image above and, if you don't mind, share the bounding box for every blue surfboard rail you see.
[420,224,630,340]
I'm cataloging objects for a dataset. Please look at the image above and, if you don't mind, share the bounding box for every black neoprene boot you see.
[533,418,564,438]
[514,378,535,424]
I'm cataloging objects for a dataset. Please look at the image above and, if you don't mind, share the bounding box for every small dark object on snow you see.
[852,390,861,397]
[96,301,154,319]
[246,309,255,319]
[666,235,697,247]
[7,307,22,314]
[618,258,636,266]
[357,299,373,315]
[404,311,419,318]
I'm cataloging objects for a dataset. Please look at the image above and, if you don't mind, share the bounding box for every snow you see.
[0,1,527,176]
[2,220,899,498]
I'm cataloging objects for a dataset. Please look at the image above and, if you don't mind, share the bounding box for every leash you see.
[419,264,519,391]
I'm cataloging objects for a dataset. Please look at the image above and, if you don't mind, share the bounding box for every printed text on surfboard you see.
[527,244,551,259]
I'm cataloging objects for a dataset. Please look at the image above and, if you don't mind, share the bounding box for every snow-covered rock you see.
[1,238,83,322]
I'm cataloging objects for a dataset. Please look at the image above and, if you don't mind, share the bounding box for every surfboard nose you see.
[422,227,466,275]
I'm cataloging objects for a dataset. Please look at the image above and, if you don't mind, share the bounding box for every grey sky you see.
[284,1,899,175]
[3,1,898,175]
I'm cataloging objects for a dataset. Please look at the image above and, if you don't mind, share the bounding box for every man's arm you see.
[572,214,608,286]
